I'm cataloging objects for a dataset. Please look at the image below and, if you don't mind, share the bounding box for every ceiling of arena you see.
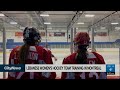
[0,11,120,31]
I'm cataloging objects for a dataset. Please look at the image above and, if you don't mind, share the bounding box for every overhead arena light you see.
[111,22,119,25]
[115,27,120,30]
[44,22,51,24]
[20,26,25,30]
[47,27,52,29]
[76,28,78,29]
[10,21,18,25]
[101,27,106,29]
[40,14,49,17]
[77,22,84,24]
[0,14,5,17]
[85,14,95,17]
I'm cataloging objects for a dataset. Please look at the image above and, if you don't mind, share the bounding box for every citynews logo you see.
[4,66,21,70]
[0,65,25,72]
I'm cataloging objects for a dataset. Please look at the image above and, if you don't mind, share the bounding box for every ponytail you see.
[18,44,30,64]
[76,45,88,64]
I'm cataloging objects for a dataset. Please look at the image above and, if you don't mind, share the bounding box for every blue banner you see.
[0,64,25,72]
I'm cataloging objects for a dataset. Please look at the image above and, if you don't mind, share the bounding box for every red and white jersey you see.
[43,47,51,54]
[43,47,54,57]
[8,45,56,79]
[61,52,106,79]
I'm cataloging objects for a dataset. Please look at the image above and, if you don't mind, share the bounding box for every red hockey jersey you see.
[8,45,56,79]
[61,52,107,79]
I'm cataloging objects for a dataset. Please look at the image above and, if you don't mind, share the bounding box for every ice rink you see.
[0,48,119,79]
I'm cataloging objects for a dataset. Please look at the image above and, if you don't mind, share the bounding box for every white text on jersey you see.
[28,52,38,60]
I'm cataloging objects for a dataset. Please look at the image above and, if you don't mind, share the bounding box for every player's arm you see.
[93,52,107,79]
[51,54,54,57]
[61,57,75,79]
[42,49,56,79]
[8,49,16,79]
[98,55,107,79]
[51,54,57,61]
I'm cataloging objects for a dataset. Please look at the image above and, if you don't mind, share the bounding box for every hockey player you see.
[61,32,107,79]
[8,27,56,79]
